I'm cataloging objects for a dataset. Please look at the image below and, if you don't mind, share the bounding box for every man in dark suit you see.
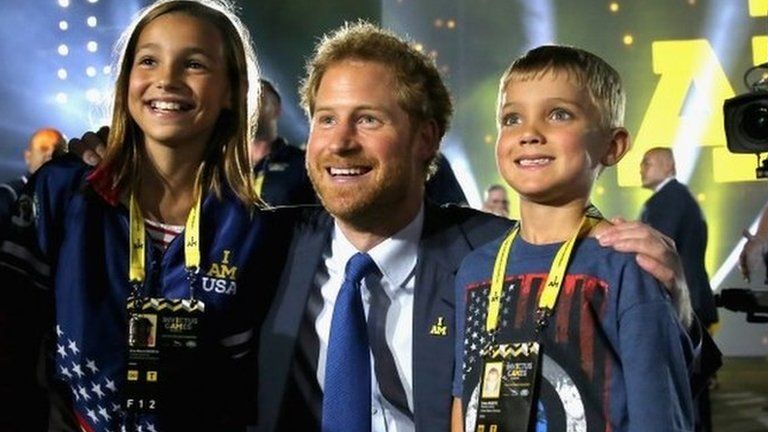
[640,146,718,432]
[249,79,317,206]
[640,147,717,327]
[255,23,698,432]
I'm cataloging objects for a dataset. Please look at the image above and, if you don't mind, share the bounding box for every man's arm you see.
[451,398,463,432]
[597,218,693,328]
[739,202,768,282]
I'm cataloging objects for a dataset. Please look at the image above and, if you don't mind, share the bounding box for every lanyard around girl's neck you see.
[486,206,603,334]
[128,188,202,297]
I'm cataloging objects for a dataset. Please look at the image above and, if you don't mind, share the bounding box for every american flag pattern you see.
[461,273,614,432]
[0,160,273,431]
[54,324,159,432]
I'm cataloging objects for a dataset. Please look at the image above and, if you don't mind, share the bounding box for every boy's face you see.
[495,71,627,205]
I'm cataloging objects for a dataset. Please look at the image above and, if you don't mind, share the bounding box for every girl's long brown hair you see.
[100,0,261,206]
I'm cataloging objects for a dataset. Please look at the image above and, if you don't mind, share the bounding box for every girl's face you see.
[128,12,231,154]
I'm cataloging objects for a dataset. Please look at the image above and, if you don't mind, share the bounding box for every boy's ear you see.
[600,127,630,167]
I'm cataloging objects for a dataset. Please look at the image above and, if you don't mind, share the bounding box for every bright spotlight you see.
[87,41,98,53]
[55,93,68,104]
[86,16,98,28]
[58,44,69,56]
[85,88,101,103]
[58,0,70,7]
[59,20,68,31]
[86,67,97,77]
[87,0,99,3]
[102,65,112,75]
[57,68,68,80]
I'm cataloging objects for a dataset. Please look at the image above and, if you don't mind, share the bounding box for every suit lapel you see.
[272,209,332,335]
[260,208,332,431]
[411,204,473,430]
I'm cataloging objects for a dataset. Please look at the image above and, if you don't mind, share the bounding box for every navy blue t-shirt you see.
[454,234,694,432]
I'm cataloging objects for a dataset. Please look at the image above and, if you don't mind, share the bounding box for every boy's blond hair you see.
[498,45,625,129]
[300,21,452,177]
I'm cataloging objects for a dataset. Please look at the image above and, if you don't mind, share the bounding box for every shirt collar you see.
[654,176,675,193]
[331,204,424,289]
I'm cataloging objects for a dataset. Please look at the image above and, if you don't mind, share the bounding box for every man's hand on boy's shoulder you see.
[596,217,693,329]
[68,126,108,166]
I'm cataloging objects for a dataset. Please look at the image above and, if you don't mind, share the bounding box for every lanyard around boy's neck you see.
[486,206,603,334]
[128,188,202,297]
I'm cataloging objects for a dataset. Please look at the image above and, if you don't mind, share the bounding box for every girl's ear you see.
[601,127,630,167]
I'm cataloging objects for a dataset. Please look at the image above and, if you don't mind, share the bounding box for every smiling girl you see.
[0,1,286,431]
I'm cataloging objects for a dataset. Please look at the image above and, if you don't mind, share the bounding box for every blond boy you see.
[452,46,693,432]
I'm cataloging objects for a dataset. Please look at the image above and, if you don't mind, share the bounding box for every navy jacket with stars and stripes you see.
[0,155,292,432]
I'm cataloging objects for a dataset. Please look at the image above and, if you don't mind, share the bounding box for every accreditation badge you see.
[474,341,540,432]
[124,296,205,412]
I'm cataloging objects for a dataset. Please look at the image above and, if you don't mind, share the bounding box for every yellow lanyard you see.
[485,210,602,333]
[129,189,202,287]
[253,171,265,197]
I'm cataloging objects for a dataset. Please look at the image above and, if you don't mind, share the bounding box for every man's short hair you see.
[259,78,281,106]
[300,21,452,177]
[29,127,66,155]
[498,45,625,129]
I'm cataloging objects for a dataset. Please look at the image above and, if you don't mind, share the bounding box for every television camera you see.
[720,62,768,322]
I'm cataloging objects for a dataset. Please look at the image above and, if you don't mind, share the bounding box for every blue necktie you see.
[322,252,378,432]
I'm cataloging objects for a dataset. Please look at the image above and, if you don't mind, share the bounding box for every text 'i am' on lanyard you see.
[485,207,603,334]
[128,189,202,296]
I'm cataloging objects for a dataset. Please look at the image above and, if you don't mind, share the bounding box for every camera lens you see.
[741,103,768,141]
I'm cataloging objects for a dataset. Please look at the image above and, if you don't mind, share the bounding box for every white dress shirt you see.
[654,176,674,193]
[314,205,424,432]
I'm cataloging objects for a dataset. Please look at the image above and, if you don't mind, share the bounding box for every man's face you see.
[25,143,56,174]
[484,189,509,217]
[25,130,63,174]
[306,59,433,226]
[640,151,669,189]
[255,86,280,138]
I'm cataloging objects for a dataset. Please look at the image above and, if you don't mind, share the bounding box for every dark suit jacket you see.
[253,138,317,207]
[641,179,718,325]
[256,204,512,431]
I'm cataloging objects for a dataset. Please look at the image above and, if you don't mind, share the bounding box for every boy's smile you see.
[495,71,614,206]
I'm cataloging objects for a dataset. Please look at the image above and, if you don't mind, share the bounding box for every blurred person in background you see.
[0,127,66,228]
[250,78,317,206]
[640,146,717,432]
[480,183,509,218]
